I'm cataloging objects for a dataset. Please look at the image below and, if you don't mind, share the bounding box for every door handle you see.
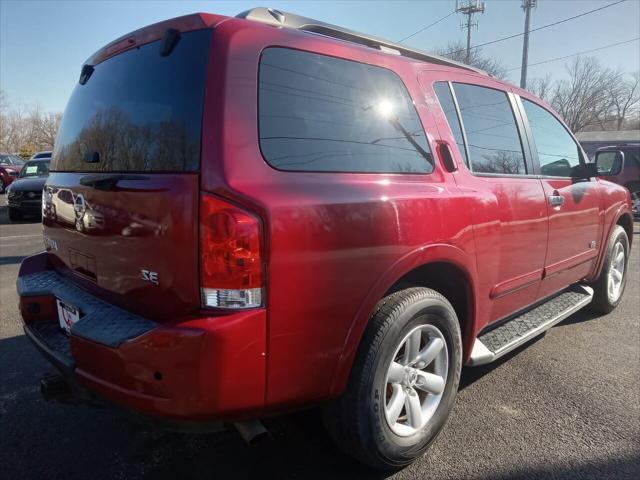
[548,194,564,207]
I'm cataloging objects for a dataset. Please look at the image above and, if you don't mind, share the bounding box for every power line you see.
[446,0,627,55]
[397,11,456,43]
[507,37,640,72]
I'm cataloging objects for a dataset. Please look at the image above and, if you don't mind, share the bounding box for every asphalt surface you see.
[0,195,638,480]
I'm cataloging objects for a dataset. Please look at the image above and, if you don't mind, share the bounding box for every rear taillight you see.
[199,194,263,309]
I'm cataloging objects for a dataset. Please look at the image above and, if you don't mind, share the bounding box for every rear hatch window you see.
[43,28,212,321]
[53,29,212,172]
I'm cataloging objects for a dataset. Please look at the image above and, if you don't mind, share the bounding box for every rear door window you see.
[521,99,581,177]
[258,48,433,173]
[433,82,468,166]
[53,29,212,172]
[452,83,527,175]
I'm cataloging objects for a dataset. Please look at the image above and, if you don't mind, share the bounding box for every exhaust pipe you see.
[234,420,269,445]
[40,372,72,402]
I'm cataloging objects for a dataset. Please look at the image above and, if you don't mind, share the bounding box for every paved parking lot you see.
[0,195,638,480]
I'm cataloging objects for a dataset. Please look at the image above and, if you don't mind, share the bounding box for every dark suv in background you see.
[596,144,639,216]
[6,158,51,220]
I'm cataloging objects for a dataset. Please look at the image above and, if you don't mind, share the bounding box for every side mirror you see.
[595,150,624,177]
[570,161,598,179]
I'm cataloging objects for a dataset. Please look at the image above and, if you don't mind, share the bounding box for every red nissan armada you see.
[17,8,633,470]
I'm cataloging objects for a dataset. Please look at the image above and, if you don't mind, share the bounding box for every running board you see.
[468,285,593,366]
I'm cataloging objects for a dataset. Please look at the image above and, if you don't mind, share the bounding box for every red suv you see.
[0,153,24,193]
[17,8,633,470]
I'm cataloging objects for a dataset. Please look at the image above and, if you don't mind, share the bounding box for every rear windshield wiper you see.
[159,28,181,57]
[80,174,149,191]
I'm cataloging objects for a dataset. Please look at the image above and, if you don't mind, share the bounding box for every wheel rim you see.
[383,323,448,437]
[607,241,625,303]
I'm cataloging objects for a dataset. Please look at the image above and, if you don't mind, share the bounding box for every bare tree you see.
[550,56,618,133]
[1,106,28,154]
[434,41,508,79]
[0,89,7,112]
[33,111,62,149]
[0,90,9,151]
[607,71,640,130]
[480,151,526,175]
[528,74,553,102]
[0,94,63,154]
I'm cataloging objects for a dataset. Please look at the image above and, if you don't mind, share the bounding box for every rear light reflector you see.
[201,287,262,309]
[199,194,263,309]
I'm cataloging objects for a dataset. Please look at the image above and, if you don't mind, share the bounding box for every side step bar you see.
[468,285,593,366]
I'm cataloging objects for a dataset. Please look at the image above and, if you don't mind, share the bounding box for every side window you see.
[522,99,581,177]
[628,148,640,167]
[58,190,71,204]
[433,82,468,166]
[258,48,433,173]
[452,83,526,175]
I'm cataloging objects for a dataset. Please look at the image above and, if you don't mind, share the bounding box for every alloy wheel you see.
[384,323,448,437]
[607,240,625,303]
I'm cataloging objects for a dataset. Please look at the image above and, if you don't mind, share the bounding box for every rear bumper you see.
[17,252,267,422]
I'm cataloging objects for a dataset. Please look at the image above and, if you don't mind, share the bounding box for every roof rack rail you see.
[236,7,487,76]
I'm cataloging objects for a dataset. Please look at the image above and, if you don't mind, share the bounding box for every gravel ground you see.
[0,196,638,480]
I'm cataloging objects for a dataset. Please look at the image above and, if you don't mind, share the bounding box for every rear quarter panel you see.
[201,20,480,408]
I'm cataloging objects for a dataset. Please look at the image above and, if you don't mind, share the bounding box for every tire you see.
[0,178,5,194]
[626,182,640,218]
[323,287,462,470]
[8,207,23,221]
[625,181,640,196]
[589,225,629,314]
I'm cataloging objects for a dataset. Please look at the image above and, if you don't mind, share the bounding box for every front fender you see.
[589,198,633,282]
[328,242,478,397]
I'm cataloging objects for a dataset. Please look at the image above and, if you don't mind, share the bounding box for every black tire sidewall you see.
[365,293,462,467]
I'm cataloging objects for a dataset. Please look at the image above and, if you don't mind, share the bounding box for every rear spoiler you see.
[82,13,224,67]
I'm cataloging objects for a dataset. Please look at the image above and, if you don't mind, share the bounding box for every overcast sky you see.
[1,0,639,113]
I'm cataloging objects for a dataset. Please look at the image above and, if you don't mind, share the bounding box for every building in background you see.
[577,130,640,159]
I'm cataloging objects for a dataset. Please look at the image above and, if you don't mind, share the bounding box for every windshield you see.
[32,152,52,159]
[0,154,25,166]
[53,28,212,172]
[19,160,50,178]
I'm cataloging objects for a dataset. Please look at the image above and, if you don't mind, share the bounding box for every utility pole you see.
[456,0,486,65]
[520,0,537,89]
